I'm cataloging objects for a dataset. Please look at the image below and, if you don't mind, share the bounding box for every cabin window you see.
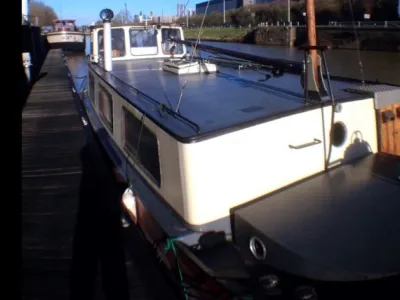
[98,84,113,131]
[54,20,76,32]
[161,28,184,55]
[88,72,95,103]
[123,107,161,185]
[90,34,94,56]
[98,28,126,57]
[129,28,158,56]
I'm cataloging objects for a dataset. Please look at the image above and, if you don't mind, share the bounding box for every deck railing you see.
[328,20,400,28]
[256,20,400,29]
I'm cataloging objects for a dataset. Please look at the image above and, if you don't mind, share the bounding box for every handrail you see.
[89,63,201,134]
[257,21,400,29]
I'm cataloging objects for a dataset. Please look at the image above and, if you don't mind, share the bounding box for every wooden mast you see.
[306,0,318,85]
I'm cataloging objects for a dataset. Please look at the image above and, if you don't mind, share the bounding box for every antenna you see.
[125,3,128,24]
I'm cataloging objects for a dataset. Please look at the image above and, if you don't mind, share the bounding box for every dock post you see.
[22,52,32,83]
[21,0,29,24]
[100,9,114,72]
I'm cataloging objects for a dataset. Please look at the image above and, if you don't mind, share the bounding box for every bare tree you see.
[30,0,59,26]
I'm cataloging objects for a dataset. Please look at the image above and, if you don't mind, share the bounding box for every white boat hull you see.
[46,31,85,51]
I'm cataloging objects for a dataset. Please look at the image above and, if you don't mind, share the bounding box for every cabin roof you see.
[90,23,181,30]
[91,59,367,143]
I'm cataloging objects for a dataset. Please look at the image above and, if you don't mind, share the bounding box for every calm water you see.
[200,41,400,86]
[84,36,400,85]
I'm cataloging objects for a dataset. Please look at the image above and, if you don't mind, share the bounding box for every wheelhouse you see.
[90,25,187,61]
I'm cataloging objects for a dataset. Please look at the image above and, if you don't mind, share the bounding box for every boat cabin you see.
[80,10,400,294]
[52,19,78,32]
[87,24,400,231]
[90,25,187,60]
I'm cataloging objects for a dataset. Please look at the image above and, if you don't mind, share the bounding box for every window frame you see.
[98,84,113,132]
[160,28,184,55]
[128,28,159,56]
[88,72,95,104]
[122,106,161,186]
[97,28,127,57]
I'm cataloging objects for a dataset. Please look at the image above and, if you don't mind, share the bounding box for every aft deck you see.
[91,57,367,140]
[233,152,400,282]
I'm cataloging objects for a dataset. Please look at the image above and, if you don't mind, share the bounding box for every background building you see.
[196,0,242,15]
[177,3,185,16]
[195,0,275,15]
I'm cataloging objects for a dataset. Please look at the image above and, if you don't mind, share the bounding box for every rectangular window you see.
[98,28,126,57]
[129,28,158,56]
[54,20,76,31]
[161,28,184,55]
[123,107,161,185]
[98,84,113,131]
[88,72,95,103]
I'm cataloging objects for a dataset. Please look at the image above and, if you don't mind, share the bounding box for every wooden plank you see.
[21,50,178,300]
[378,104,396,155]
[22,49,86,300]
[394,103,400,156]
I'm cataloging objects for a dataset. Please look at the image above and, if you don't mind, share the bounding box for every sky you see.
[37,0,400,26]
[42,0,204,26]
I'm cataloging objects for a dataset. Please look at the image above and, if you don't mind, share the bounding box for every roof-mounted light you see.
[99,8,114,22]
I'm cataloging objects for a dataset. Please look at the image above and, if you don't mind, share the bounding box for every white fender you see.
[122,188,137,224]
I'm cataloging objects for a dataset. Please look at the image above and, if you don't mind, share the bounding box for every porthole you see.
[331,121,347,147]
[249,236,267,260]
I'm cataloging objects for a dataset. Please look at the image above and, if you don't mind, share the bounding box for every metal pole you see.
[125,3,128,23]
[287,0,290,24]
[223,0,226,24]
[186,10,189,27]
[103,21,112,71]
[306,0,318,85]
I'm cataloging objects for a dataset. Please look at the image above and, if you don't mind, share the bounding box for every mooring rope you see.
[163,238,190,300]
[348,0,365,85]
[175,0,211,113]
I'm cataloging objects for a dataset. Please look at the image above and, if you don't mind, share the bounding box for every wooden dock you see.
[21,49,178,300]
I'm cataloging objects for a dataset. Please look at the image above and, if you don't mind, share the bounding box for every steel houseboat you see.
[80,6,400,300]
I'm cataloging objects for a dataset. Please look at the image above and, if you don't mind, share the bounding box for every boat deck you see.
[22,50,177,300]
[93,57,367,140]
[233,153,400,281]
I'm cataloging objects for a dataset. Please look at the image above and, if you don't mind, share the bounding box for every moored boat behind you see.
[46,19,85,52]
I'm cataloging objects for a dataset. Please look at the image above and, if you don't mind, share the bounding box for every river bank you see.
[184,27,252,43]
[183,27,400,52]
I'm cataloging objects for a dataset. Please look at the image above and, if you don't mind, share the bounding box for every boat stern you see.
[345,84,400,156]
